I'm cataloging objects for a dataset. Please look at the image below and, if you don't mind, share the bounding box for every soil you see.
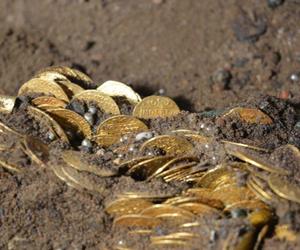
[1,0,300,249]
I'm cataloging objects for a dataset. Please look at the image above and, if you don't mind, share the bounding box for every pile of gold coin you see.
[1,66,300,249]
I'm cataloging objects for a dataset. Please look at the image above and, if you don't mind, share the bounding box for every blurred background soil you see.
[0,0,300,111]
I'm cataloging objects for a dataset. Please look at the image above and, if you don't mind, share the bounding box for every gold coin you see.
[225,144,289,175]
[196,166,237,190]
[72,90,120,115]
[18,78,69,102]
[97,80,141,104]
[0,159,22,173]
[37,66,93,86]
[140,135,194,156]
[152,232,197,241]
[176,193,224,210]
[150,239,190,248]
[27,106,69,143]
[247,177,274,203]
[35,71,84,98]
[268,174,300,204]
[221,140,269,152]
[47,108,92,139]
[212,186,256,206]
[178,202,222,217]
[118,192,173,201]
[132,95,180,119]
[0,95,16,114]
[95,115,148,147]
[161,162,198,181]
[23,136,49,168]
[113,215,161,228]
[148,156,199,180]
[61,165,105,193]
[62,150,117,177]
[224,200,269,212]
[155,213,193,226]
[128,156,174,180]
[222,107,273,125]
[31,96,67,110]
[51,165,83,191]
[248,209,273,228]
[105,198,153,216]
[141,204,194,218]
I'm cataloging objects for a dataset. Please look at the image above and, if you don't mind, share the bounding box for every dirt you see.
[1,0,300,249]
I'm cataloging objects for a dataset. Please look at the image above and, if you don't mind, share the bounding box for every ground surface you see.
[1,0,300,249]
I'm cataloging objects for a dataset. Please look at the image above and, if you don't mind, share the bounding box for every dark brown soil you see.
[1,0,300,249]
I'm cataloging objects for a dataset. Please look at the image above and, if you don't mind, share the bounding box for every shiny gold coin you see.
[128,156,174,180]
[149,156,199,180]
[0,121,23,137]
[225,144,289,175]
[32,96,67,110]
[196,166,237,190]
[113,215,161,228]
[222,107,273,125]
[150,239,190,248]
[23,136,49,168]
[268,174,300,204]
[248,209,273,228]
[0,159,22,172]
[27,106,69,143]
[97,80,142,104]
[47,108,92,139]
[128,229,153,236]
[224,200,269,212]
[95,115,148,147]
[155,213,193,226]
[221,140,269,152]
[72,90,120,115]
[105,198,153,216]
[62,150,117,177]
[178,202,222,217]
[37,66,93,86]
[118,192,173,201]
[162,162,198,181]
[133,95,180,119]
[61,165,105,193]
[247,177,274,203]
[35,71,84,98]
[18,78,69,102]
[141,204,194,218]
[51,165,84,191]
[212,186,256,206]
[140,135,194,156]
[0,95,16,114]
[152,232,197,241]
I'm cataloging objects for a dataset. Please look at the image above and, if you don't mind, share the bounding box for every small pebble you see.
[290,73,299,82]
[129,145,135,152]
[46,131,56,141]
[158,88,165,95]
[118,153,123,158]
[120,135,129,143]
[210,230,218,242]
[96,148,105,156]
[267,0,284,9]
[200,123,205,129]
[70,100,85,115]
[212,69,232,90]
[84,112,94,125]
[135,131,154,141]
[231,208,247,218]
[81,138,92,148]
[88,106,97,115]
